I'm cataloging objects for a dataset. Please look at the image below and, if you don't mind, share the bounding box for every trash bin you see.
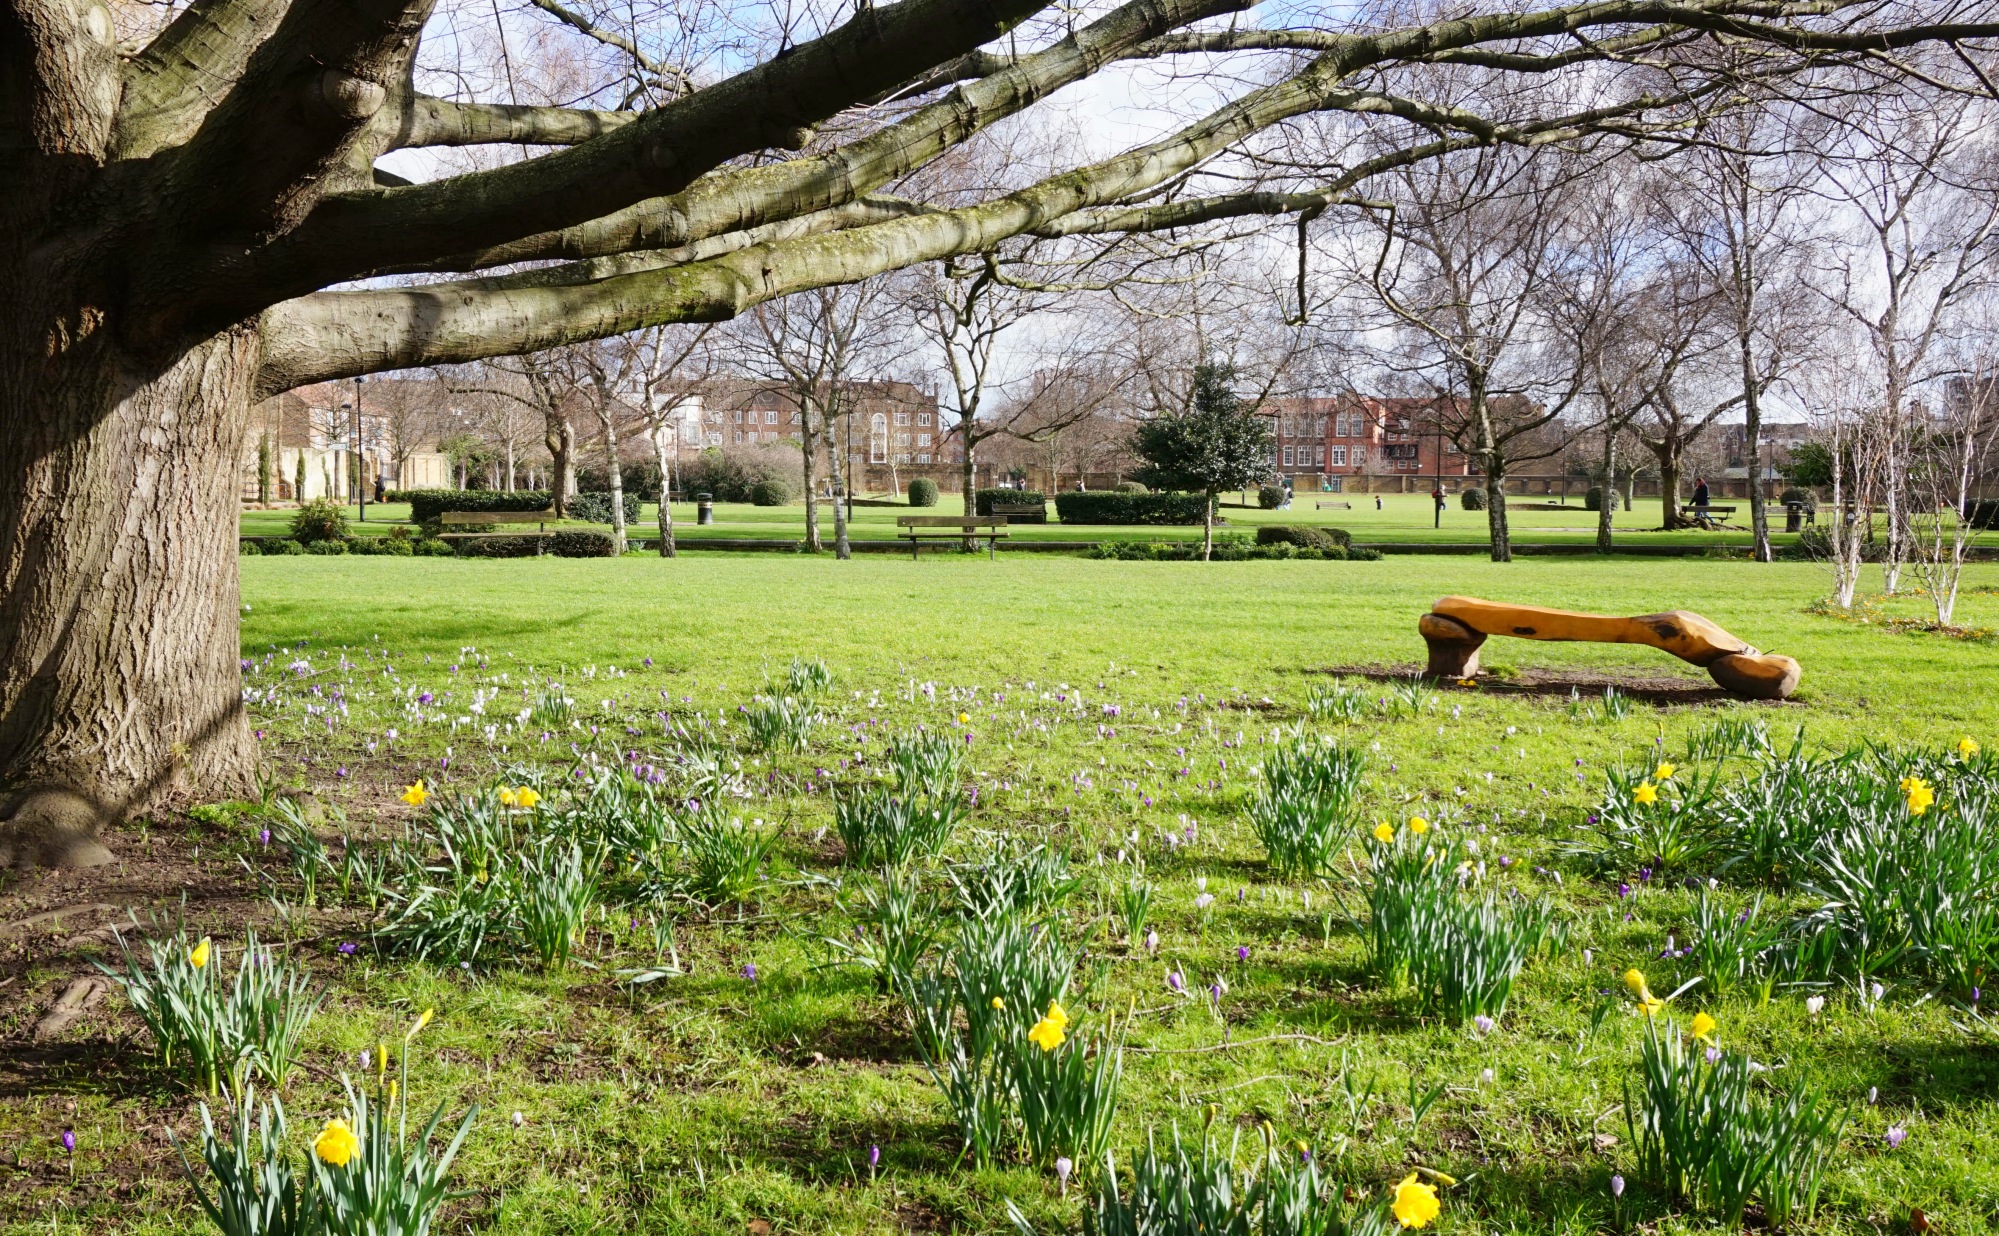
[696,493,714,525]
[1784,502,1802,533]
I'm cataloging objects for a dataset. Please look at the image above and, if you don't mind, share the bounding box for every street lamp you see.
[353,375,367,521]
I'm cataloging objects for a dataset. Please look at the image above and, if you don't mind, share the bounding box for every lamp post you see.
[353,375,367,521]
[1432,413,1444,530]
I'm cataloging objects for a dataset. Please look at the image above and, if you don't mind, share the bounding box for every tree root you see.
[0,902,125,940]
[0,787,116,869]
[33,976,110,1041]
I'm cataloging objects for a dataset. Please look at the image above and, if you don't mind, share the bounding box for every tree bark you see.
[545,415,575,515]
[655,436,677,557]
[602,413,626,553]
[962,439,979,551]
[829,403,852,559]
[1202,491,1215,561]
[801,399,823,552]
[1,329,261,866]
[1656,445,1683,530]
[1740,327,1771,562]
[1596,431,1617,554]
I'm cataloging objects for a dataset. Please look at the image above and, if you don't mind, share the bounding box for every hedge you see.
[1255,525,1352,552]
[1088,533,1381,561]
[1054,491,1208,525]
[457,535,543,558]
[1257,483,1286,510]
[1968,499,1999,530]
[750,479,794,507]
[908,477,939,507]
[551,530,618,557]
[975,489,1047,518]
[392,489,553,523]
[568,491,642,524]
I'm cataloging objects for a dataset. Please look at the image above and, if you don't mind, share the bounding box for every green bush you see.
[270,539,307,556]
[1779,486,1817,512]
[549,530,616,557]
[1257,483,1285,509]
[749,479,793,506]
[395,489,553,523]
[1115,481,1149,494]
[354,536,414,556]
[1255,525,1351,551]
[1585,486,1604,511]
[458,536,541,558]
[975,488,1047,518]
[413,538,456,557]
[1055,491,1208,525]
[1967,499,1999,530]
[289,498,349,544]
[1348,545,1384,561]
[908,477,939,507]
[567,491,642,524]
[1460,487,1487,511]
[305,539,349,555]
[238,540,262,556]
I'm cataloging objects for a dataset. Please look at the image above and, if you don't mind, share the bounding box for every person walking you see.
[1692,476,1711,525]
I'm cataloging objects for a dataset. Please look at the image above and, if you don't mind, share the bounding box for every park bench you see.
[1680,503,1738,529]
[1315,501,1352,510]
[896,516,1009,560]
[439,510,557,543]
[990,502,1045,518]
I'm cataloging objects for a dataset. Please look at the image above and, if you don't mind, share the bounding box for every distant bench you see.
[989,502,1046,521]
[439,510,556,542]
[1315,501,1352,510]
[896,516,1009,559]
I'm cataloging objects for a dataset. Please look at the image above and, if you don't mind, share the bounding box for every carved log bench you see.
[1418,595,1802,700]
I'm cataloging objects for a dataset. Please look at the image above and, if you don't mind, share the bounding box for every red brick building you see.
[1264,395,1474,491]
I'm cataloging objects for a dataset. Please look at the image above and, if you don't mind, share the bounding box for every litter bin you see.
[1784,502,1802,533]
[696,493,714,525]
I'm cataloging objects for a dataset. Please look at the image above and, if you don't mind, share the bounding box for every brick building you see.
[1264,395,1474,492]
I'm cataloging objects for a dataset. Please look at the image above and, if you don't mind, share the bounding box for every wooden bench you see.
[896,516,1009,559]
[439,510,557,543]
[1680,503,1738,529]
[989,502,1046,523]
[1315,501,1352,510]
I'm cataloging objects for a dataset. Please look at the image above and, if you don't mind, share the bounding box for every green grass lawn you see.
[6,554,1998,1235]
[240,492,1805,548]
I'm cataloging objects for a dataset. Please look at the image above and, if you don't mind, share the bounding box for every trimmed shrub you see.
[1460,488,1488,511]
[1256,525,1352,551]
[1780,487,1818,512]
[270,538,307,556]
[304,538,349,555]
[749,479,793,507]
[568,491,642,525]
[1347,546,1384,561]
[1054,491,1208,525]
[1968,499,1999,530]
[289,498,349,543]
[908,477,939,507]
[1585,486,1604,511]
[458,535,542,558]
[239,540,263,555]
[1115,481,1149,495]
[974,488,1046,516]
[550,530,617,557]
[1257,483,1285,510]
[414,538,457,557]
[354,536,414,556]
[396,489,552,524]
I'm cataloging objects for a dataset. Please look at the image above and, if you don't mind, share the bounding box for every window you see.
[761,430,776,442]
[1282,446,1295,467]
[917,452,932,464]
[894,412,911,426]
[918,413,931,426]
[1330,446,1347,467]
[869,413,888,463]
[731,410,742,423]
[732,430,744,443]
[896,432,911,446]
[1351,447,1365,467]
[765,411,778,425]
[1446,441,1462,454]
[705,432,722,445]
[706,411,721,424]
[1313,446,1325,467]
[918,433,932,446]
[790,411,802,424]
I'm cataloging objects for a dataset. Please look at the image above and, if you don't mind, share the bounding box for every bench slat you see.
[896,516,1008,528]
[440,511,556,524]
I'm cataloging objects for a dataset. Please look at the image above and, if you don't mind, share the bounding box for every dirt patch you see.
[1314,663,1804,707]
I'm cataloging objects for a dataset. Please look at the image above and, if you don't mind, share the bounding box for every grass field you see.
[239,492,1805,548]
[5,554,1998,1235]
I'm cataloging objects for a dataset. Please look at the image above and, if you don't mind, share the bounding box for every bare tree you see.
[628,324,719,557]
[1908,359,1998,625]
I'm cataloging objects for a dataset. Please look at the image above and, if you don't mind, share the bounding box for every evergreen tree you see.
[1130,364,1274,560]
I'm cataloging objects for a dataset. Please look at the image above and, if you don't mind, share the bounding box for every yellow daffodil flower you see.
[1632,781,1659,805]
[1691,1012,1717,1044]
[400,780,429,808]
[1904,776,1935,816]
[1624,968,1665,1016]
[188,937,211,969]
[1044,1000,1070,1030]
[405,1007,434,1041]
[387,1078,398,1108]
[1391,1174,1441,1228]
[376,1042,389,1078]
[1373,822,1396,843]
[958,713,971,725]
[1655,762,1676,781]
[498,787,518,807]
[1027,1015,1066,1052]
[313,1118,360,1167]
[990,996,1005,1011]
[1958,736,1980,759]
[1407,816,1429,835]
[516,786,540,810]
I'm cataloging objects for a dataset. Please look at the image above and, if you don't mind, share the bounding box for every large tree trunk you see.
[1741,332,1771,562]
[961,438,979,551]
[601,414,626,553]
[1596,431,1617,554]
[1,329,260,867]
[545,415,576,515]
[829,407,852,559]
[655,436,677,557]
[1656,445,1684,530]
[1202,491,1215,561]
[801,402,823,552]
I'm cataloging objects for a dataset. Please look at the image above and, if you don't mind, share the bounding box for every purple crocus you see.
[740,962,758,980]
[61,1129,75,1153]
[1610,1175,1625,1198]
[338,941,358,956]
[869,1144,881,1174]
[1167,969,1185,993]
[1236,946,1250,962]
[1473,1014,1495,1035]
[259,829,271,847]
[1885,1125,1907,1149]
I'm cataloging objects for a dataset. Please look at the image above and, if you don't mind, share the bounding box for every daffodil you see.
[1958,736,1981,759]
[401,780,429,808]
[1655,762,1676,781]
[1373,822,1396,843]
[1391,1174,1441,1228]
[1026,1015,1066,1052]
[405,1007,434,1041]
[498,787,518,807]
[516,786,541,810]
[1691,1011,1717,1044]
[376,1042,389,1079]
[1632,781,1659,805]
[1407,815,1429,835]
[1044,1000,1069,1030]
[1624,968,1665,1016]
[188,937,211,969]
[990,996,1005,1011]
[958,713,971,725]
[1903,776,1935,816]
[313,1118,360,1167]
